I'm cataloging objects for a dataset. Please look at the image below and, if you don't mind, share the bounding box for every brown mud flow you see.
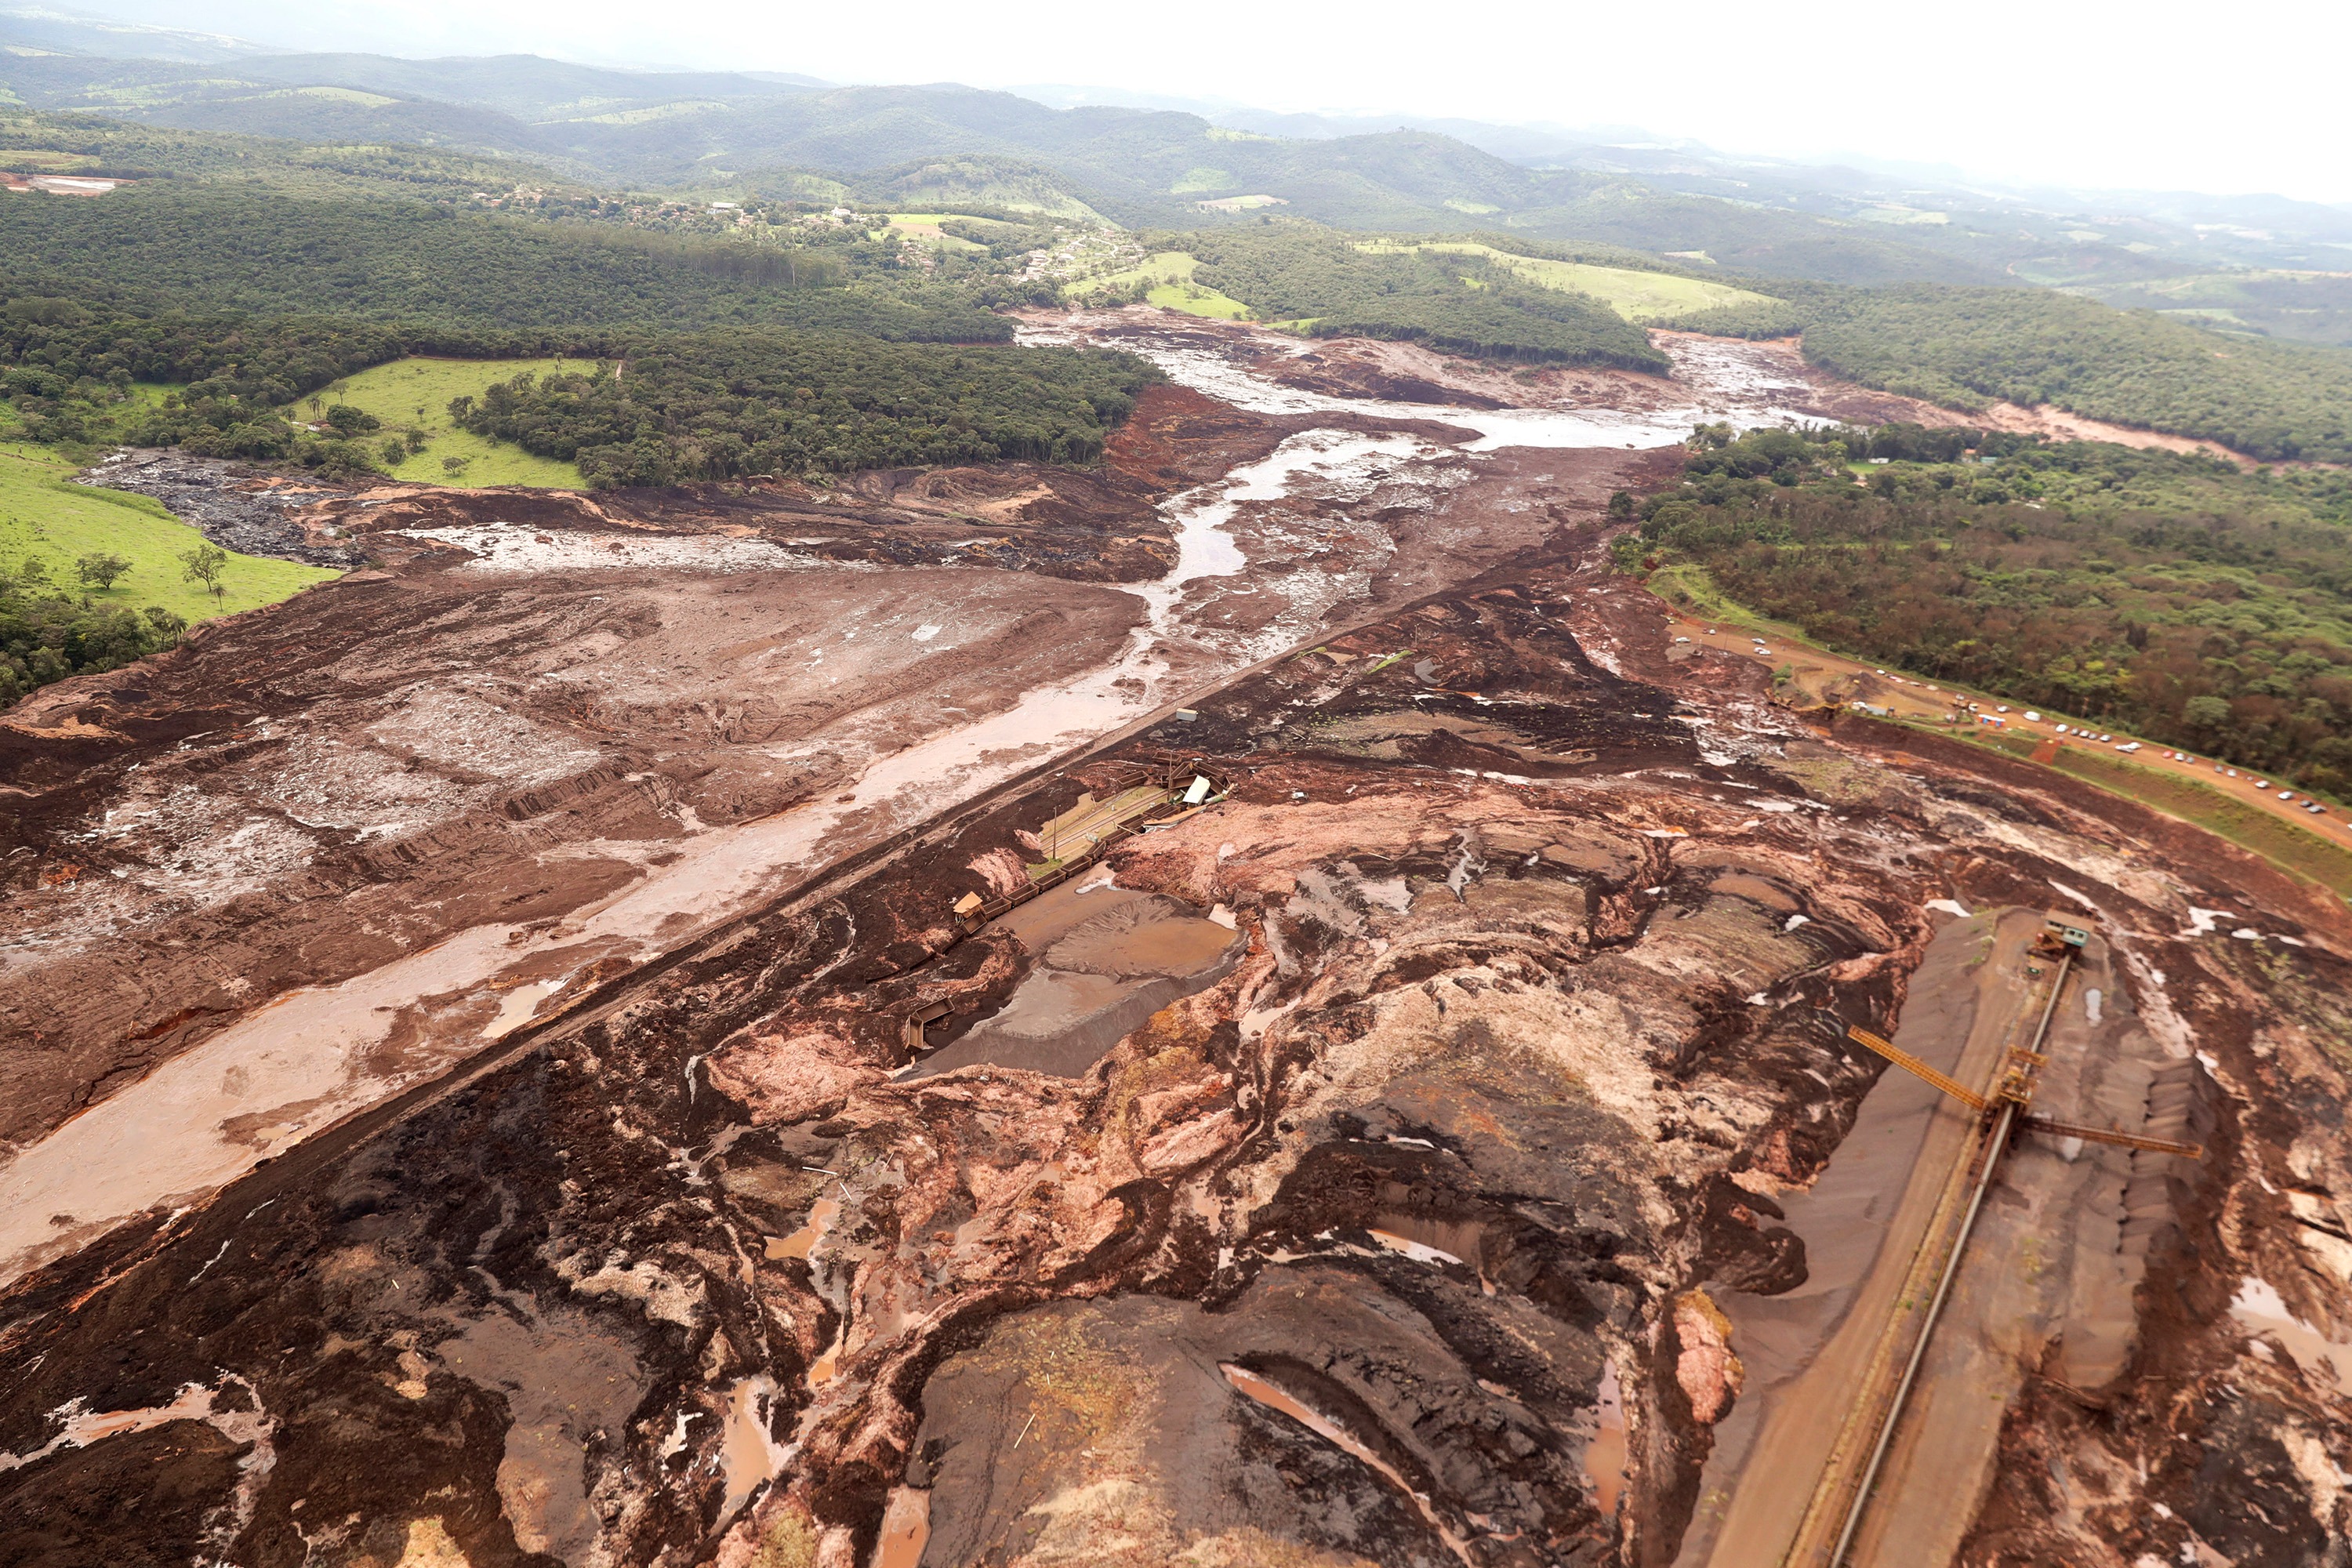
[2,332,2348,1568]
[2,372,1674,1287]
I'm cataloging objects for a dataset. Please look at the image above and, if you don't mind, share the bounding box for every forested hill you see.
[451,335,1156,486]
[1797,286,2352,465]
[1628,427,2352,793]
[0,187,1009,339]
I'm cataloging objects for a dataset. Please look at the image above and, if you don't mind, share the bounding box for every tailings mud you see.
[3,323,2346,1568]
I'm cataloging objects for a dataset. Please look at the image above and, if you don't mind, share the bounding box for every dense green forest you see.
[0,304,1160,485]
[1181,225,1668,368]
[1657,278,2352,464]
[1798,286,2352,464]
[451,334,1159,487]
[0,187,1011,338]
[1627,426,2352,793]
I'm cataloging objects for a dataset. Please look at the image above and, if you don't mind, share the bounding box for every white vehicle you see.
[1997,705,2009,713]
[2056,724,2070,735]
[2279,790,2295,800]
[1673,636,1691,644]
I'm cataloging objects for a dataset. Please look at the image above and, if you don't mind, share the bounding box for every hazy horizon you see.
[32,0,2352,209]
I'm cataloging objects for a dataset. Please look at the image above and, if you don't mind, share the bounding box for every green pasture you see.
[877,215,986,252]
[1358,241,1780,322]
[1074,251,1252,319]
[0,442,337,621]
[313,357,587,488]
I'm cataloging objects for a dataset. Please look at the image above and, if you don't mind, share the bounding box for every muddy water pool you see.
[913,891,1241,1079]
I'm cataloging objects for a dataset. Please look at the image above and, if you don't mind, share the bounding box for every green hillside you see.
[0,186,1010,338]
[1798,285,2352,463]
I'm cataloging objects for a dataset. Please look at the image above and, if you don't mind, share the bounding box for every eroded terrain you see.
[3,328,2348,1568]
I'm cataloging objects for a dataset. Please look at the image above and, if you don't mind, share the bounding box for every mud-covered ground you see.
[85,448,361,568]
[4,332,2349,1568]
[5,540,2347,1568]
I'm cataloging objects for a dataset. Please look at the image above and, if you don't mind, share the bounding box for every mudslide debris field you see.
[2,325,2348,1568]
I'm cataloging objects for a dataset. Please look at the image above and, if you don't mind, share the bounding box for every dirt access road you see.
[1664,612,2352,855]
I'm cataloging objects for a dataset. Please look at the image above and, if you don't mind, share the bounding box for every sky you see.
[64,0,2352,205]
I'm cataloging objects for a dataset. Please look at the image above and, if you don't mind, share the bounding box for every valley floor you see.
[1,321,2346,1568]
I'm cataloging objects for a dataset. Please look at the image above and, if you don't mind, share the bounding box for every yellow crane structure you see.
[1824,917,2203,1161]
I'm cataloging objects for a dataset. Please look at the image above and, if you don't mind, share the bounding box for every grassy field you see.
[1647,564,1809,640]
[1073,251,1252,319]
[1358,242,1780,322]
[0,442,337,622]
[314,358,588,488]
[1954,724,2352,899]
[877,215,988,252]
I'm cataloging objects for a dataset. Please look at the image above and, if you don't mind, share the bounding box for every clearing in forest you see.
[1075,251,1251,319]
[0,442,337,621]
[879,215,988,251]
[1358,241,1780,322]
[313,358,589,488]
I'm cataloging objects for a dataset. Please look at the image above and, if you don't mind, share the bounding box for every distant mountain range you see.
[4,3,2350,331]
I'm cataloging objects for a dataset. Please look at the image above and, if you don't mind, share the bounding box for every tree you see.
[2182,695,2233,733]
[179,542,229,604]
[75,552,132,590]
[442,456,472,477]
[1607,489,1635,521]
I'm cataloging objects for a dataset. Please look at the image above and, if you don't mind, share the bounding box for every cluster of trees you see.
[1630,427,2352,793]
[1179,224,1668,369]
[1653,278,2352,464]
[0,562,186,707]
[1305,289,1663,365]
[450,333,1160,488]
